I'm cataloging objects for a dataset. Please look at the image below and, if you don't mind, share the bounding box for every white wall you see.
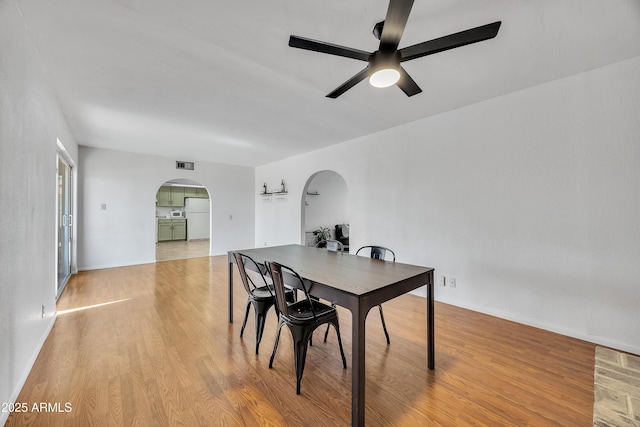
[256,56,640,354]
[0,2,80,424]
[78,147,255,269]
[303,171,349,234]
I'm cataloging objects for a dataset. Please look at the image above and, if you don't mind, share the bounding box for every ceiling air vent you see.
[176,161,194,170]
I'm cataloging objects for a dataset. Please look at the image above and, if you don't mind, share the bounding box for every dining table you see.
[227,244,435,427]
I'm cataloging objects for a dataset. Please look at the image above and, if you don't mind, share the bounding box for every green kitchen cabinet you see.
[157,219,186,241]
[157,219,173,241]
[184,187,209,199]
[169,187,185,206]
[171,219,186,240]
[184,187,197,198]
[156,186,185,207]
[156,187,171,207]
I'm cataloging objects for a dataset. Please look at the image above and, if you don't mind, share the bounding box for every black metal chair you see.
[354,245,394,345]
[233,252,294,354]
[266,260,347,395]
[316,242,392,345]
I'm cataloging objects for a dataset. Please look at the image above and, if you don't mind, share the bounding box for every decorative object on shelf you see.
[260,179,288,196]
[261,182,272,196]
[313,226,331,246]
[273,179,287,194]
[305,190,318,206]
[260,179,287,197]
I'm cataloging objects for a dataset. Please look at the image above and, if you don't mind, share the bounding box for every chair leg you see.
[330,321,348,369]
[378,304,390,345]
[269,321,284,369]
[253,300,274,354]
[294,337,310,395]
[288,324,315,394]
[323,303,337,343]
[322,304,390,344]
[240,301,251,337]
[273,321,346,394]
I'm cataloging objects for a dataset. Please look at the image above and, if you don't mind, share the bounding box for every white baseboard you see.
[78,259,155,271]
[407,292,640,356]
[441,298,640,356]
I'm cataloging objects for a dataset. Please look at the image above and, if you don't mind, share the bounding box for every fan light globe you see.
[369,68,400,88]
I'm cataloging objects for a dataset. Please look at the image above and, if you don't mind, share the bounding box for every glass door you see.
[57,154,72,298]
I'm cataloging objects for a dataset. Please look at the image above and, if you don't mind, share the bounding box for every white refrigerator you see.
[184,198,210,241]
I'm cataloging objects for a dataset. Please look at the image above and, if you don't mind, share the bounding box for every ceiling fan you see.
[288,0,501,98]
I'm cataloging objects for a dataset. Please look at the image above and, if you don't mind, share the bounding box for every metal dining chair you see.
[316,242,392,344]
[266,260,347,394]
[233,252,295,354]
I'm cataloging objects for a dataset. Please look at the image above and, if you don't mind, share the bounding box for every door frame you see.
[56,141,76,299]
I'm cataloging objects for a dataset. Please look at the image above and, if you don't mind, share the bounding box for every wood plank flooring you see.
[6,255,596,426]
[155,240,209,262]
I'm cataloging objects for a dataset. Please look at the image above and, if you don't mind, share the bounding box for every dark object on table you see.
[335,224,349,251]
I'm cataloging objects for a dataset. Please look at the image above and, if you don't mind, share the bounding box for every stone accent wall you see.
[593,346,640,426]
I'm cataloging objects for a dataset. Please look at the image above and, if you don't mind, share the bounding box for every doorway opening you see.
[301,170,350,251]
[155,178,211,262]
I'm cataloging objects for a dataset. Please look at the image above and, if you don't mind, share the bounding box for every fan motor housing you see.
[369,50,401,71]
[373,21,385,40]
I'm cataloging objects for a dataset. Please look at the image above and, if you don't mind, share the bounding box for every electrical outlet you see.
[449,278,457,288]
[438,276,445,286]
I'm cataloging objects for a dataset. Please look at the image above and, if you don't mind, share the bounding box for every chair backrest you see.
[233,252,272,296]
[356,245,396,262]
[266,261,318,320]
[316,239,344,252]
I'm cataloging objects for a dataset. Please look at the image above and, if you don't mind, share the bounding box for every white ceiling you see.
[15,0,640,167]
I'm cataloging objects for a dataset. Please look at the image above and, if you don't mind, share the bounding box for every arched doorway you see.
[155,178,211,261]
[301,171,350,251]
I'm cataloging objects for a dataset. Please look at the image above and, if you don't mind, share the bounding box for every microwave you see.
[170,210,185,218]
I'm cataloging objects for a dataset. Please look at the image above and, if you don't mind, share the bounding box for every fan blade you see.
[289,36,371,61]
[397,66,422,97]
[399,21,501,62]
[326,67,370,99]
[380,0,415,51]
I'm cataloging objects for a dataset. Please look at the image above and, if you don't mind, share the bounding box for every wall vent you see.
[176,161,194,170]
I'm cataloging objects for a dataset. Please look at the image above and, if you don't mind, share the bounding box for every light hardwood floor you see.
[7,255,595,426]
[155,240,209,262]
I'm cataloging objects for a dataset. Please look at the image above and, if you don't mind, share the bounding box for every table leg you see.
[427,271,434,370]
[228,261,234,323]
[351,304,366,427]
